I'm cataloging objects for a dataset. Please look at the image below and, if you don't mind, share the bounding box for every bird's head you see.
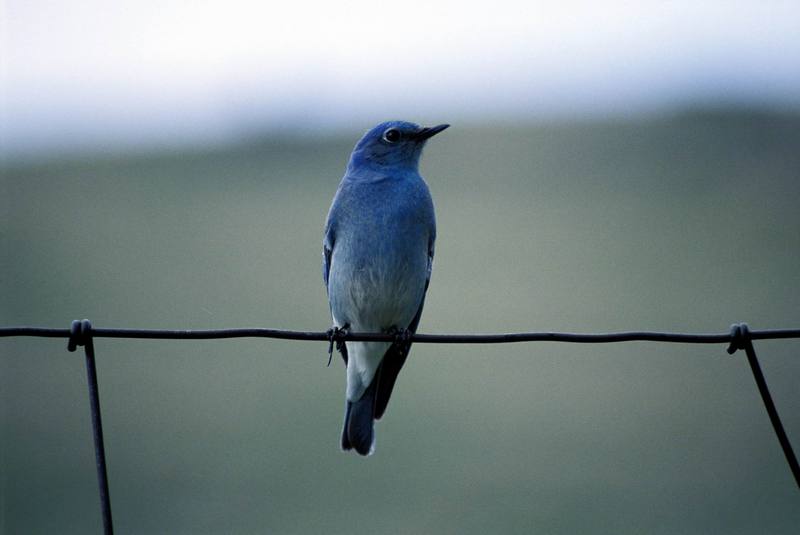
[347,120,449,175]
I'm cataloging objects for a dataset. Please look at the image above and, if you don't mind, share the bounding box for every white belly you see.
[330,255,427,401]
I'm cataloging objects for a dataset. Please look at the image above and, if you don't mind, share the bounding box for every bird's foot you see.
[326,324,349,366]
[387,326,412,356]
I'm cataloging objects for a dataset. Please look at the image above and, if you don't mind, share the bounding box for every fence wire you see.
[2,320,799,534]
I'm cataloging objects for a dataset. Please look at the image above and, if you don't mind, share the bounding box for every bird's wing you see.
[322,198,337,291]
[323,194,348,365]
[322,241,332,290]
[374,236,434,420]
[323,233,349,365]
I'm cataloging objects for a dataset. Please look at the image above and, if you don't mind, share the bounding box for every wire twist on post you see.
[727,322,751,355]
[68,318,93,352]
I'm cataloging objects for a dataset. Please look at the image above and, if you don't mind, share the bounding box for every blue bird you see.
[323,120,448,455]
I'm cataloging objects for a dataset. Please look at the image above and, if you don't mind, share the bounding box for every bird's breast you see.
[329,237,428,331]
[326,175,434,331]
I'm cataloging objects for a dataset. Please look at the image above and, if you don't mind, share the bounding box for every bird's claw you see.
[388,326,412,356]
[326,324,349,366]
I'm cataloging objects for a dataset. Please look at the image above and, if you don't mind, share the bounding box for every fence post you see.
[69,319,114,535]
[728,323,800,490]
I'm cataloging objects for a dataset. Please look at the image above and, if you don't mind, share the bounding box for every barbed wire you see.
[4,324,800,344]
[2,320,798,534]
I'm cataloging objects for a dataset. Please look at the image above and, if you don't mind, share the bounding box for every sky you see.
[2,1,800,155]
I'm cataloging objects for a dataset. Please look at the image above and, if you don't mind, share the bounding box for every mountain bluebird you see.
[323,120,449,455]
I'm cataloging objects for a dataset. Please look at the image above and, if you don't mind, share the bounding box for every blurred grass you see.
[2,110,800,534]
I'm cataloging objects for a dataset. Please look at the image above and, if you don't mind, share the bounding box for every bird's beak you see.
[414,124,450,140]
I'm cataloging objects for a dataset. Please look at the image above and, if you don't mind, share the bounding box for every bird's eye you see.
[382,128,401,143]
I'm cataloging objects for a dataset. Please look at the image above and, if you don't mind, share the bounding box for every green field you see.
[2,111,799,533]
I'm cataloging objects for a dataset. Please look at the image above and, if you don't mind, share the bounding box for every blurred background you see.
[2,1,800,533]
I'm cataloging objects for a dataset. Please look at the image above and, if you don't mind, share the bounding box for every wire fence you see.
[2,320,799,534]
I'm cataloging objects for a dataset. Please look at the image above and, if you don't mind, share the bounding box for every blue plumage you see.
[323,120,448,455]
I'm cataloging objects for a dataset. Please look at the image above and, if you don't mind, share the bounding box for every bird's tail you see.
[341,369,379,456]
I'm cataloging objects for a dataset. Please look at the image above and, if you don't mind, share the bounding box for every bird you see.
[323,120,449,455]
